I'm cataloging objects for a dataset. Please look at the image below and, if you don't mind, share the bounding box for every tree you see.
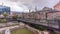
[12,15,18,20]
[3,12,8,18]
[0,19,7,23]
[3,12,8,23]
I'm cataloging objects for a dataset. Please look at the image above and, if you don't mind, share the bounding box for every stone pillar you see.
[5,29,10,34]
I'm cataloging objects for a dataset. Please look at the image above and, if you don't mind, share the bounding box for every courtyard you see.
[11,28,35,34]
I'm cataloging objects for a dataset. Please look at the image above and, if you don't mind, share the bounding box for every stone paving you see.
[0,22,50,34]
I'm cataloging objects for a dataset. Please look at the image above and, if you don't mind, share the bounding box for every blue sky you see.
[0,0,60,12]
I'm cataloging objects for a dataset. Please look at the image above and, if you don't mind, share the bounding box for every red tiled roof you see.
[54,1,60,11]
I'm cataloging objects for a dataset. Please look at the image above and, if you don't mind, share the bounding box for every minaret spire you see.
[35,6,37,11]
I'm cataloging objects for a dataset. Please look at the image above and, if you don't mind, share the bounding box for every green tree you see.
[12,15,18,19]
[3,12,8,23]
[0,19,7,23]
[3,12,8,18]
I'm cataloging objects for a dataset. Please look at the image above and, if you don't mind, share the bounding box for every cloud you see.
[0,0,60,12]
[0,0,29,12]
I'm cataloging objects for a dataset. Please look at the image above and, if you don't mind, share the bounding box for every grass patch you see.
[11,28,35,34]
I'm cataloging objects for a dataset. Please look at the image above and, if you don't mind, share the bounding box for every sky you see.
[0,0,59,12]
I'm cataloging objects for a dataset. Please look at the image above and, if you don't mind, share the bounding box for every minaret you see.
[29,9,30,13]
[35,6,37,12]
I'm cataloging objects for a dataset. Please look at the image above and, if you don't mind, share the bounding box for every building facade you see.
[0,5,10,14]
[19,7,60,20]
